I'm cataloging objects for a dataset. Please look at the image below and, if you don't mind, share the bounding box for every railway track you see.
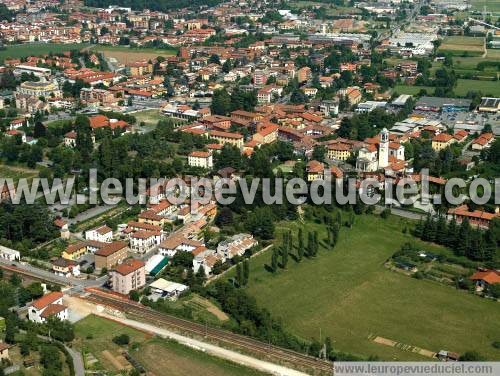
[84,290,333,374]
[0,264,65,286]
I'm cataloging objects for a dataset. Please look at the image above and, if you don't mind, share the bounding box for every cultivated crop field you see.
[439,36,485,56]
[74,315,265,375]
[0,43,89,64]
[231,214,500,360]
[91,45,177,65]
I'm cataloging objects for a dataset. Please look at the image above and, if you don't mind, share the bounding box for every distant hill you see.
[84,0,222,11]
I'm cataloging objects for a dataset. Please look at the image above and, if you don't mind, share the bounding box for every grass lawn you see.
[229,214,500,360]
[75,315,267,375]
[132,109,165,127]
[0,43,89,64]
[0,164,39,182]
[455,79,500,96]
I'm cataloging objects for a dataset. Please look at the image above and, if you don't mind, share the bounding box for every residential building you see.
[85,225,113,243]
[469,269,500,292]
[216,234,257,259]
[110,259,146,295]
[472,133,494,151]
[62,242,88,261]
[95,241,129,270]
[52,258,80,277]
[432,133,455,151]
[188,151,213,169]
[209,130,244,148]
[0,246,20,262]
[28,292,68,323]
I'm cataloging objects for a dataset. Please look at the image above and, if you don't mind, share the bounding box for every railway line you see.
[83,289,333,375]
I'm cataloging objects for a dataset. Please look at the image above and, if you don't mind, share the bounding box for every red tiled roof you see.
[113,259,145,276]
[40,304,67,318]
[32,292,63,310]
[95,241,128,257]
[469,270,500,285]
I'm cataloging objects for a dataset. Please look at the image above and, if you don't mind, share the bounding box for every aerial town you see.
[0,0,499,375]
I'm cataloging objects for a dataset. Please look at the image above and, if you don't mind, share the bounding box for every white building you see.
[0,246,20,261]
[216,234,257,259]
[129,230,163,254]
[188,151,213,169]
[193,249,224,276]
[85,225,113,243]
[149,278,189,300]
[28,292,68,323]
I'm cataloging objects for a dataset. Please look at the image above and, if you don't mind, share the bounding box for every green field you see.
[230,214,500,360]
[393,85,434,96]
[455,79,500,96]
[471,0,500,12]
[439,36,485,56]
[0,43,89,64]
[132,109,165,129]
[74,315,266,375]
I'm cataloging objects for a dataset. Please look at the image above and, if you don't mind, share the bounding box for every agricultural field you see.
[393,85,434,96]
[229,214,500,360]
[439,36,485,56]
[470,0,500,13]
[74,315,266,375]
[289,1,361,15]
[91,45,177,65]
[0,43,89,64]
[455,79,500,96]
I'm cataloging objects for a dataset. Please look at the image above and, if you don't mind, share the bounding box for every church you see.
[356,128,405,172]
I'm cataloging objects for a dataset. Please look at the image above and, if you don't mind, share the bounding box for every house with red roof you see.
[469,269,500,291]
[471,132,494,151]
[110,259,146,295]
[28,291,68,323]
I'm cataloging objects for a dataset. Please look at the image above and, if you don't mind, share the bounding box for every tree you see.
[236,263,243,286]
[9,273,21,286]
[312,145,326,163]
[112,334,130,346]
[271,247,279,272]
[281,246,288,269]
[74,115,93,164]
[211,89,232,115]
[459,351,485,361]
[243,259,250,285]
[244,207,275,240]
[297,228,304,261]
[307,231,315,257]
[215,207,233,227]
[129,290,140,301]
[34,121,47,138]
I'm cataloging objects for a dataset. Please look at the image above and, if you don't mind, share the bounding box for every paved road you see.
[65,344,85,376]
[375,205,425,220]
[0,258,108,288]
[32,332,85,376]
